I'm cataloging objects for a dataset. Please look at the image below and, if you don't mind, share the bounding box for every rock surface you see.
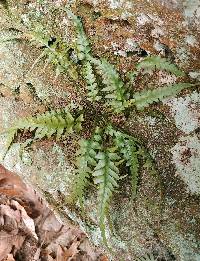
[0,1,199,260]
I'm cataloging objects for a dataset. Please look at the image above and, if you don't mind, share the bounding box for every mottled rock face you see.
[0,0,200,260]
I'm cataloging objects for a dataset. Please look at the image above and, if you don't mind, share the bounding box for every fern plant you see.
[3,108,83,156]
[5,8,198,248]
[136,55,185,77]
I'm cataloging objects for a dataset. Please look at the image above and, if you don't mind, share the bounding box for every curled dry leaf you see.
[3,254,15,261]
[0,165,107,260]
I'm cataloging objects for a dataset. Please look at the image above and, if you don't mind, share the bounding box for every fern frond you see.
[67,10,91,60]
[4,108,83,155]
[84,61,101,101]
[45,41,78,80]
[136,56,185,77]
[28,28,78,79]
[106,126,140,198]
[137,253,157,261]
[113,131,139,198]
[132,83,195,109]
[71,127,102,209]
[93,148,120,243]
[93,58,128,112]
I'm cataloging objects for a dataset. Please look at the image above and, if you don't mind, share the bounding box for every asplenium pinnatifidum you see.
[3,7,198,247]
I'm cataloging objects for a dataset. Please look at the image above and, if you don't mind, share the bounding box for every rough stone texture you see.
[0,1,200,260]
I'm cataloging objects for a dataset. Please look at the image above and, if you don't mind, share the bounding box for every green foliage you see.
[84,61,101,101]
[71,127,102,209]
[137,253,157,261]
[112,130,140,198]
[29,28,78,79]
[9,8,197,248]
[93,58,129,112]
[73,126,149,243]
[67,10,91,60]
[93,148,120,244]
[132,83,195,110]
[4,108,83,156]
[136,55,185,77]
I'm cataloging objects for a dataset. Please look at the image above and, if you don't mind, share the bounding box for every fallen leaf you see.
[3,254,15,261]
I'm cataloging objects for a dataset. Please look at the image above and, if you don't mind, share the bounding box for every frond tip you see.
[136,55,185,77]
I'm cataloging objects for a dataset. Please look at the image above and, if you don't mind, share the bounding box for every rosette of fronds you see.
[3,108,83,156]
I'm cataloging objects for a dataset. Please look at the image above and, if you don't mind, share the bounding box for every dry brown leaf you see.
[99,256,109,261]
[0,165,104,260]
[0,165,47,218]
[0,237,13,261]
[63,240,80,260]
[11,200,38,239]
[3,254,15,261]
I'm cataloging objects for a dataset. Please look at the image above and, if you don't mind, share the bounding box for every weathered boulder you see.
[0,1,199,260]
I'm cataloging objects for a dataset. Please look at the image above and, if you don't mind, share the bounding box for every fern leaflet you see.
[132,83,195,109]
[136,56,185,77]
[137,253,157,261]
[93,148,120,243]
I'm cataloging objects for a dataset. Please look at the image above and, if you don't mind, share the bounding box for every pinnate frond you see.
[136,56,185,77]
[4,108,83,155]
[93,148,120,243]
[71,128,102,209]
[93,58,128,112]
[113,131,139,198]
[132,83,195,109]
